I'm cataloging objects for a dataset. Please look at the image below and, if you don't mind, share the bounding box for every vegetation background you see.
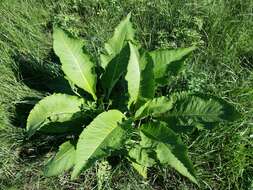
[0,0,252,189]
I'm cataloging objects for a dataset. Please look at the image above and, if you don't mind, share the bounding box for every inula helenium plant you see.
[26,13,240,184]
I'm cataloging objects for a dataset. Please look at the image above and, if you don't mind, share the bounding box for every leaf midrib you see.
[81,124,118,162]
[74,121,121,177]
[60,34,94,97]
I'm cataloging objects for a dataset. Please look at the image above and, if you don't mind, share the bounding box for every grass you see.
[0,0,252,189]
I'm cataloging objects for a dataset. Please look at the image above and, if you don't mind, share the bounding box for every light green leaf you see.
[131,162,148,179]
[26,94,86,136]
[141,122,198,184]
[156,143,198,184]
[101,13,135,69]
[101,44,130,98]
[135,96,173,120]
[71,110,127,179]
[128,145,155,167]
[44,141,76,177]
[125,44,156,108]
[125,42,141,107]
[140,131,155,148]
[149,47,196,85]
[53,28,97,100]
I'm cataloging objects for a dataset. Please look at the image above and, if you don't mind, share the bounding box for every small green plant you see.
[26,13,240,184]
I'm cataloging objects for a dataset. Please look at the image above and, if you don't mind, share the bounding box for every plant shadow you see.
[10,51,77,129]
[17,134,68,162]
[10,96,40,128]
[12,52,75,95]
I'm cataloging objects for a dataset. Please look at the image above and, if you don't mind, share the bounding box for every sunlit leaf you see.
[53,28,97,100]
[71,110,128,179]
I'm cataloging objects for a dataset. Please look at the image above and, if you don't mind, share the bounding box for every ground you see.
[0,0,252,189]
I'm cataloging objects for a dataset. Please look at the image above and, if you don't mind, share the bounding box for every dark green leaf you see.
[163,92,241,130]
[101,44,130,98]
[135,52,155,107]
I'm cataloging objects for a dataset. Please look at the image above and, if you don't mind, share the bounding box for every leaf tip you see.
[126,12,132,19]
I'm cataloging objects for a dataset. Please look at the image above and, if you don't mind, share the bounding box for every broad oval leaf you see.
[141,122,198,184]
[26,94,86,136]
[53,28,97,100]
[135,96,174,120]
[100,13,135,69]
[71,110,127,179]
[44,140,76,177]
[149,47,196,85]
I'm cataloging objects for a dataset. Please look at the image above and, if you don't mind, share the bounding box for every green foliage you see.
[101,44,130,98]
[164,92,242,131]
[125,42,141,107]
[131,162,148,179]
[26,94,88,136]
[53,28,97,100]
[141,122,197,184]
[100,13,135,69]
[71,110,127,179]
[44,141,76,177]
[135,96,173,120]
[149,47,196,85]
[25,14,240,185]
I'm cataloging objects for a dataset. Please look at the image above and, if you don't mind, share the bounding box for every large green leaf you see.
[125,44,155,108]
[26,94,87,136]
[164,92,240,130]
[141,122,197,184]
[100,13,135,69]
[149,47,196,85]
[101,44,130,98]
[44,141,76,177]
[135,96,174,120]
[53,28,97,100]
[71,110,128,179]
[125,42,141,107]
